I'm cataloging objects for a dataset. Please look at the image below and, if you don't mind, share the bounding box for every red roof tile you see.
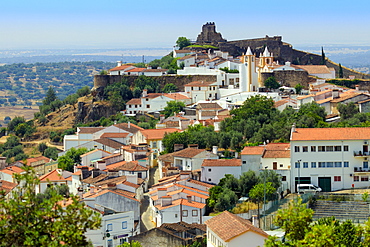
[140,128,180,140]
[241,146,265,155]
[202,159,241,167]
[291,127,370,141]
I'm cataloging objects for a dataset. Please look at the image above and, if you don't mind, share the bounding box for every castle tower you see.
[258,47,274,87]
[196,22,226,44]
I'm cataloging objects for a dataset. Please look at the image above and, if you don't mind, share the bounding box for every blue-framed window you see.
[303,162,308,168]
[122,221,127,229]
[311,162,316,168]
[344,162,349,167]
[107,223,113,232]
[326,162,334,168]
[335,162,342,167]
[364,162,369,169]
[318,162,326,168]
[295,162,300,168]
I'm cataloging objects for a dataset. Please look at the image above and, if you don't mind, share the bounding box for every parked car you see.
[297,184,322,194]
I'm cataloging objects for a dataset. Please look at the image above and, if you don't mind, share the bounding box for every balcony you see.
[353,151,370,157]
[354,167,370,173]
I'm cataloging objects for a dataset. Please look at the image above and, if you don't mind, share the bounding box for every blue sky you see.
[1,0,369,50]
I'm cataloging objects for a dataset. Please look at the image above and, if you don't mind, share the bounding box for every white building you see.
[171,147,218,171]
[205,211,268,247]
[184,81,219,103]
[290,126,370,192]
[201,159,241,184]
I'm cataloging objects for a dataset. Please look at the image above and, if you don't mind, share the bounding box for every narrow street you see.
[140,167,160,232]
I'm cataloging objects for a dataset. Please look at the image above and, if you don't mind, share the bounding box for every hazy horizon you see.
[1,0,369,50]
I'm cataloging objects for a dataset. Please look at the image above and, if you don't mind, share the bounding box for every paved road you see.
[140,193,156,232]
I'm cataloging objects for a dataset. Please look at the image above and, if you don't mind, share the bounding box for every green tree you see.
[214,188,238,212]
[258,170,282,193]
[162,83,178,93]
[176,37,191,50]
[338,102,359,120]
[118,241,142,247]
[43,86,57,106]
[264,76,280,89]
[44,147,59,160]
[38,142,48,155]
[207,185,223,209]
[219,174,240,194]
[294,83,303,95]
[239,170,259,197]
[339,63,343,78]
[0,167,101,246]
[321,46,326,65]
[7,116,25,132]
[57,147,88,171]
[163,101,185,118]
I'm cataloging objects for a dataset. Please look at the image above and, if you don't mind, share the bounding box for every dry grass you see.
[231,201,259,214]
[0,106,39,127]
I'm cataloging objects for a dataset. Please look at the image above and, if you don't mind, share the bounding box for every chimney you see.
[128,121,131,129]
[157,188,167,198]
[187,195,192,203]
[285,61,291,67]
[142,89,148,97]
[160,114,165,123]
[356,85,360,91]
[252,215,259,228]
[117,61,122,67]
[174,144,184,152]
[235,152,239,159]
[107,183,116,189]
[212,146,218,155]
[0,181,3,187]
[90,186,95,193]
[188,144,198,149]
[180,171,191,180]
[291,123,296,133]
[332,89,340,99]
[161,196,172,207]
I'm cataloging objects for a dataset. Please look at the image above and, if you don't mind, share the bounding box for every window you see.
[107,223,113,232]
[326,162,334,168]
[182,210,188,217]
[361,176,369,181]
[138,172,142,178]
[335,162,342,167]
[120,238,127,244]
[152,141,157,148]
[192,210,198,217]
[135,105,137,108]
[302,146,308,152]
[344,162,349,167]
[146,98,149,101]
[282,176,287,181]
[334,176,341,182]
[146,105,150,108]
[326,146,334,152]
[208,178,212,182]
[344,146,349,151]
[242,161,246,164]
[318,162,326,168]
[311,146,316,152]
[122,221,127,229]
[209,94,212,97]
[208,168,211,172]
[294,146,300,152]
[311,162,317,168]
[364,161,369,169]
[303,162,308,168]
[334,146,342,152]
[280,164,284,167]
[295,162,300,168]
[107,240,113,247]
[354,176,359,182]
[318,146,325,152]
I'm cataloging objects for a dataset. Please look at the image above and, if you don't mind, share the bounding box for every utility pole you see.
[263,166,268,230]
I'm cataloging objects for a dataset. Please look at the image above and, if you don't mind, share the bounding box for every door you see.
[363,145,368,154]
[318,177,331,192]
[273,162,277,170]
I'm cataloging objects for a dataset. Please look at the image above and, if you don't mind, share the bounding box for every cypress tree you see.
[321,46,326,65]
[339,63,343,78]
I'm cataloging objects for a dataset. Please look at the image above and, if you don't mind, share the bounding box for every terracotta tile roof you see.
[0,180,17,195]
[108,160,148,172]
[172,148,207,158]
[155,198,206,210]
[82,174,108,184]
[114,122,144,134]
[101,153,122,160]
[175,50,192,54]
[144,69,168,72]
[122,180,140,189]
[205,211,268,241]
[186,179,214,188]
[291,127,370,141]
[39,169,72,182]
[262,143,290,158]
[125,68,146,73]
[126,98,142,105]
[331,93,366,103]
[274,98,296,108]
[158,153,174,163]
[184,81,216,87]
[197,103,222,110]
[78,127,105,134]
[1,166,25,175]
[202,159,241,167]
[100,133,129,138]
[316,97,333,104]
[23,156,50,166]
[241,146,265,155]
[296,94,314,100]
[94,138,122,149]
[292,65,332,75]
[165,93,190,100]
[359,98,370,104]
[109,65,134,72]
[83,189,139,202]
[140,128,180,140]
[94,176,127,186]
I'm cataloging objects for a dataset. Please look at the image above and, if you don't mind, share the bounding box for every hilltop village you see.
[2,23,370,246]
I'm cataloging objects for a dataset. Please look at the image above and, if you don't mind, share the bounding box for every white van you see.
[297,184,322,194]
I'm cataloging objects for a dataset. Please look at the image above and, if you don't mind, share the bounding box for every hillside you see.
[0,61,115,106]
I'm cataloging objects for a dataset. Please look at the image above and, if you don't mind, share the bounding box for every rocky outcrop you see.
[75,101,116,124]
